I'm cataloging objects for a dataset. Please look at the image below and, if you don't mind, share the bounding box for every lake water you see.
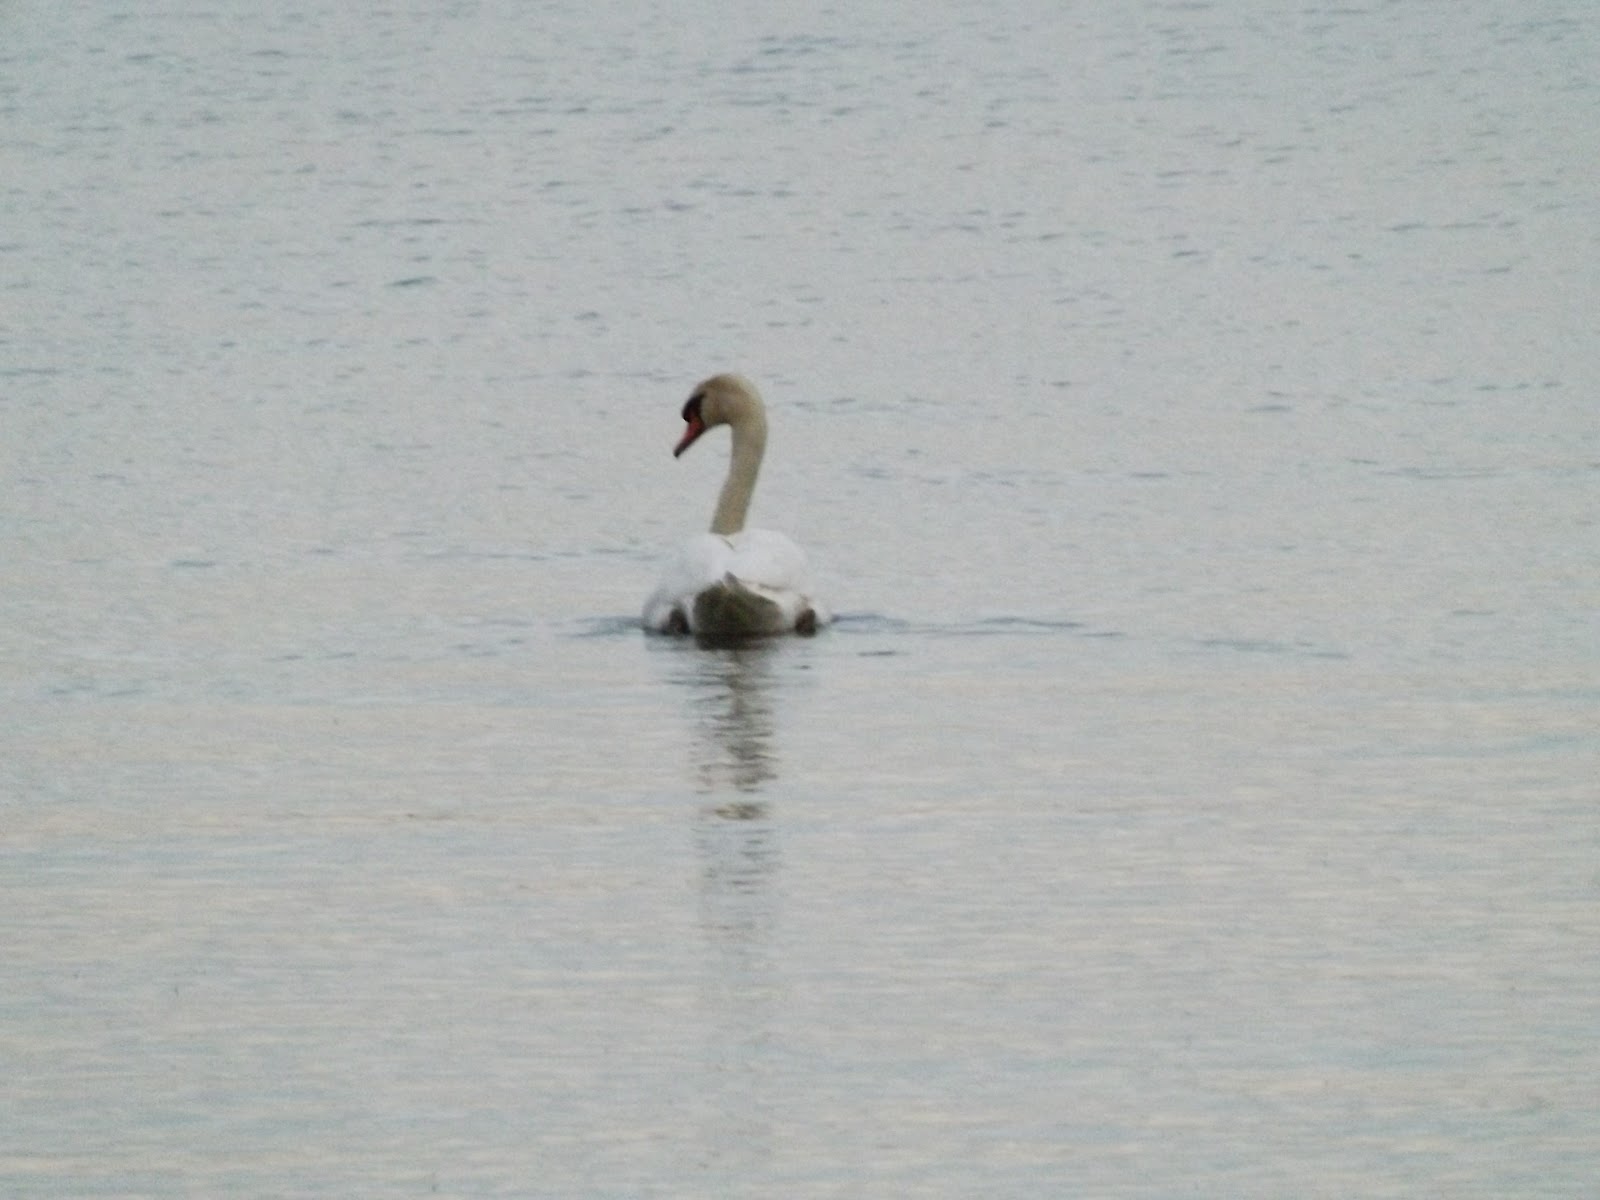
[3,2,1597,1196]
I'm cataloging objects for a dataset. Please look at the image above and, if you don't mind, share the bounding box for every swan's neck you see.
[709,409,766,536]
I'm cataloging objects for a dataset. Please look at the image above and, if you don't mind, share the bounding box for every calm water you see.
[4,2,1598,1196]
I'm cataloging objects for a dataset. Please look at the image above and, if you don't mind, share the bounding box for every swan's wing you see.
[727,529,831,627]
[725,529,813,592]
[643,534,734,631]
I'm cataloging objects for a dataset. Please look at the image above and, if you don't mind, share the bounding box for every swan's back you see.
[644,530,827,637]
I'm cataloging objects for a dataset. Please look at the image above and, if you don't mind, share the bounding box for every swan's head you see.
[673,373,764,458]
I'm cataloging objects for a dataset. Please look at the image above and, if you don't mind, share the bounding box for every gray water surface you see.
[4,2,1597,1197]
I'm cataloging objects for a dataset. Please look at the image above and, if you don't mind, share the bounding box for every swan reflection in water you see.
[677,639,782,795]
[669,640,785,1173]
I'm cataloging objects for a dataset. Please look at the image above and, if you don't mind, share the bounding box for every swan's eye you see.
[682,393,705,422]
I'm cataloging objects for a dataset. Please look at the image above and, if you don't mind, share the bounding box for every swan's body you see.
[643,374,829,638]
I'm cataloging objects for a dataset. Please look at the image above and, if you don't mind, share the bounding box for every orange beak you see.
[673,412,707,458]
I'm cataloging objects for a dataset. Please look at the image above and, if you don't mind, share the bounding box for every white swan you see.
[643,374,829,638]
